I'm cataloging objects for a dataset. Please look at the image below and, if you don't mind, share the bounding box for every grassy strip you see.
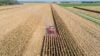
[59,3,100,7]
[67,8,100,25]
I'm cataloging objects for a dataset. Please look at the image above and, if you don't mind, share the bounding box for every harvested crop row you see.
[0,4,45,35]
[0,4,48,56]
[0,4,44,18]
[52,4,100,56]
[40,5,85,56]
[0,16,41,56]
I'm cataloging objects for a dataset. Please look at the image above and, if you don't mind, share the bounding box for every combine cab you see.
[46,26,56,34]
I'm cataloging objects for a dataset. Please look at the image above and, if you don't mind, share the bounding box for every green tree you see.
[0,0,18,5]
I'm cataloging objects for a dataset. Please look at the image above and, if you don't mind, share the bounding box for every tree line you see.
[0,0,19,5]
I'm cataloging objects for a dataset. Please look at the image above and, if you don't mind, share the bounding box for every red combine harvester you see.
[46,26,56,34]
